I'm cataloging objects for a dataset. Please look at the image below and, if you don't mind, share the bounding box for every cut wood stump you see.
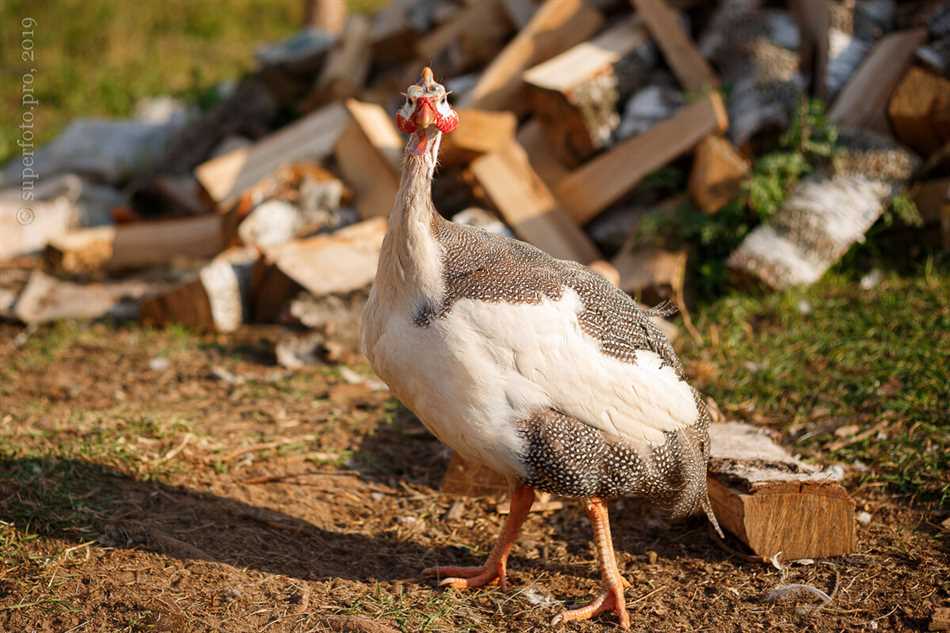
[334,99,402,220]
[523,17,651,166]
[689,135,749,214]
[470,140,601,263]
[708,421,856,561]
[252,217,386,322]
[462,0,604,113]
[556,92,728,225]
[887,66,950,157]
[46,215,224,275]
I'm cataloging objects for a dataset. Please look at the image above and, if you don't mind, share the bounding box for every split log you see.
[1,196,76,261]
[523,17,653,166]
[13,270,165,324]
[630,0,718,92]
[462,0,604,113]
[252,217,386,322]
[309,15,372,106]
[829,28,927,134]
[334,99,402,220]
[470,141,601,264]
[708,421,855,561]
[416,0,513,79]
[611,246,686,306]
[689,135,749,214]
[501,0,539,28]
[141,247,258,333]
[195,103,346,210]
[517,119,571,190]
[556,92,728,225]
[303,0,346,35]
[887,66,950,157]
[439,109,518,167]
[46,214,224,275]
[911,179,950,249]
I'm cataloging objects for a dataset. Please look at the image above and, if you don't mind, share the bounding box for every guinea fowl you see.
[361,68,722,629]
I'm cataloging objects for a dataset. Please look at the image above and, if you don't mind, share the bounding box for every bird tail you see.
[702,493,725,539]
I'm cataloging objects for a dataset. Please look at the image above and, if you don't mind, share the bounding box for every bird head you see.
[395,67,459,150]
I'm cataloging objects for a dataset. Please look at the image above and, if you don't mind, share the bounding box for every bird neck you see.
[379,127,446,305]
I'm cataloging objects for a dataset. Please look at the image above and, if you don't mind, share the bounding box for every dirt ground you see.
[1,322,947,633]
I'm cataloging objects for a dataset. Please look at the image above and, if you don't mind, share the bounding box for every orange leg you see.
[553,498,630,629]
[423,485,535,590]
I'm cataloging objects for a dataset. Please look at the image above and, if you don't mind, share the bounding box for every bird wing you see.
[453,266,699,450]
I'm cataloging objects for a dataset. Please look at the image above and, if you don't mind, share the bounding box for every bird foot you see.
[422,563,506,590]
[552,582,630,630]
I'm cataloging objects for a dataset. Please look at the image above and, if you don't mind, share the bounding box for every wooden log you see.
[141,247,258,333]
[310,15,372,106]
[462,0,604,113]
[688,135,749,214]
[46,214,224,275]
[303,0,346,35]
[727,174,890,290]
[252,217,386,322]
[517,119,571,190]
[708,421,855,561]
[439,109,518,168]
[417,0,513,79]
[556,92,728,225]
[195,103,346,210]
[523,17,651,166]
[334,99,402,220]
[887,66,950,157]
[829,28,927,134]
[369,0,422,62]
[470,141,601,264]
[630,0,718,92]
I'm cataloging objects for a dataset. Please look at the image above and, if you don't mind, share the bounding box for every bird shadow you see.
[0,457,461,582]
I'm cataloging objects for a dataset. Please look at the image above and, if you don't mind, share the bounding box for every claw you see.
[552,585,630,630]
[423,564,505,590]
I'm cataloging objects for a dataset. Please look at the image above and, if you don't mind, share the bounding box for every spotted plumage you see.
[421,217,683,376]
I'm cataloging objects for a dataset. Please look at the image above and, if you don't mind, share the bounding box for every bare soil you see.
[0,322,947,632]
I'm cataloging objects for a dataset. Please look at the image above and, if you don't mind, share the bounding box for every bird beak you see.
[414,99,436,129]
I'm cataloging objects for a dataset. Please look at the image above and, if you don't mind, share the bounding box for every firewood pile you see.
[1,0,948,336]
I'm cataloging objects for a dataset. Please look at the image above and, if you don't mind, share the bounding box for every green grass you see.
[680,259,950,507]
[0,0,385,164]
